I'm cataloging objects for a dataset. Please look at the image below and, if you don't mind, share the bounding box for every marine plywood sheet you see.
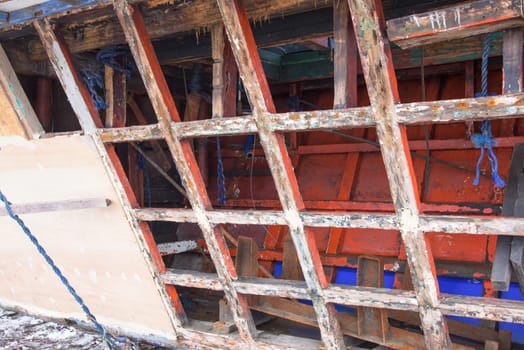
[0,135,174,337]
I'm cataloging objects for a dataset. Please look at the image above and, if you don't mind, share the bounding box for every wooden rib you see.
[99,93,524,143]
[113,0,257,343]
[0,44,44,139]
[347,0,452,348]
[33,18,187,333]
[216,0,345,348]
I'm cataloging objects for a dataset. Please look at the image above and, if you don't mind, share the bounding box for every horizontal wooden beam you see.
[387,0,524,49]
[0,198,110,216]
[162,269,524,324]
[162,269,418,311]
[135,208,524,236]
[99,93,524,143]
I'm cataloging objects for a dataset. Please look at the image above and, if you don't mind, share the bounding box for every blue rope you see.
[77,46,133,111]
[79,65,108,111]
[0,190,121,350]
[188,63,202,93]
[471,33,505,188]
[216,136,227,205]
[96,46,133,78]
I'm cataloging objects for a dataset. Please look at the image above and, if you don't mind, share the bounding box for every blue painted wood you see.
[0,0,111,30]
[0,11,9,22]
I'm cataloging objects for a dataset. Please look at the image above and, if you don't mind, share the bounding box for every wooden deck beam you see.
[217,0,345,348]
[113,0,257,343]
[33,18,187,333]
[348,0,452,348]
[387,0,524,49]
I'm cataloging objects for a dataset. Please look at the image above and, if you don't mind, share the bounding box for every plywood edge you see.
[0,44,44,139]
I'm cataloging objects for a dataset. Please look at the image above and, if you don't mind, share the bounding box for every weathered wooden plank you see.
[99,93,524,142]
[0,44,43,139]
[217,0,345,348]
[162,268,419,310]
[212,24,225,119]
[348,0,452,348]
[136,207,524,236]
[440,294,524,323]
[33,18,187,332]
[0,198,109,216]
[163,268,524,327]
[113,0,257,342]
[157,240,198,256]
[387,0,524,49]
[98,123,163,143]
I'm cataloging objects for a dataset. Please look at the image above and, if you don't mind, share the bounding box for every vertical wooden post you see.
[104,59,127,128]
[216,0,345,348]
[333,0,357,109]
[347,0,452,348]
[36,77,53,131]
[500,28,523,136]
[464,61,475,138]
[113,1,257,343]
[33,18,187,333]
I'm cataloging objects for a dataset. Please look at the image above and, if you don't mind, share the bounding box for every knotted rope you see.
[77,46,132,111]
[471,33,505,188]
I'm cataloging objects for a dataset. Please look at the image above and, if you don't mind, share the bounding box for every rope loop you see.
[471,33,505,189]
